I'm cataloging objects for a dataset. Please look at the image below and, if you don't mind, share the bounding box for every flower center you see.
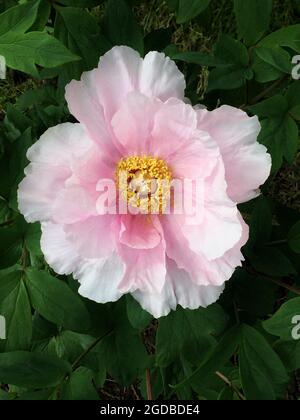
[116,155,172,213]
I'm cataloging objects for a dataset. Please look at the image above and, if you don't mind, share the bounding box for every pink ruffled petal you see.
[52,186,97,224]
[74,253,125,304]
[162,211,248,287]
[132,259,224,318]
[71,147,115,187]
[119,215,162,249]
[179,160,243,260]
[140,51,185,101]
[18,163,70,222]
[117,238,166,294]
[18,123,94,223]
[66,47,185,153]
[150,98,197,158]
[41,222,81,275]
[64,215,117,259]
[170,129,220,179]
[197,105,271,203]
[26,123,92,166]
[111,92,159,154]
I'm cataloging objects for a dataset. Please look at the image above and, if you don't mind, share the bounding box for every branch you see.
[264,277,300,296]
[248,75,289,105]
[215,371,246,401]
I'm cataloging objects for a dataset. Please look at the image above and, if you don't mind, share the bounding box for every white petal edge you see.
[41,222,81,275]
[132,260,224,318]
[74,253,126,304]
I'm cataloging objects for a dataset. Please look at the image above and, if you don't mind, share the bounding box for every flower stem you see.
[146,368,153,400]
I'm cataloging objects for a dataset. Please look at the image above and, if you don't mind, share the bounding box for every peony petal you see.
[92,46,142,121]
[180,160,243,260]
[170,129,220,179]
[18,123,95,223]
[65,47,141,152]
[64,215,117,259]
[150,98,197,159]
[111,92,159,154]
[52,186,97,224]
[132,259,224,318]
[18,163,70,222]
[75,253,125,304]
[26,123,92,166]
[41,222,81,275]
[66,47,185,150]
[71,147,115,187]
[119,215,162,249]
[162,211,248,287]
[117,238,166,294]
[140,51,185,101]
[197,105,271,203]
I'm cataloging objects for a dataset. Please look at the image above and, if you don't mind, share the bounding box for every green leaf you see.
[173,0,211,24]
[24,223,42,256]
[232,270,278,317]
[56,0,102,5]
[55,6,111,84]
[259,24,300,52]
[249,95,288,118]
[0,0,40,37]
[0,276,32,351]
[0,351,71,388]
[247,197,273,249]
[61,367,99,400]
[207,35,251,91]
[209,65,251,91]
[0,198,11,224]
[234,0,273,46]
[0,218,26,269]
[251,247,296,277]
[172,326,240,391]
[281,115,299,163]
[274,340,300,371]
[252,52,284,83]
[286,81,300,109]
[263,297,300,340]
[254,46,292,73]
[0,268,23,303]
[103,0,143,55]
[96,300,149,386]
[126,295,152,330]
[250,96,299,170]
[25,268,90,332]
[0,31,80,77]
[156,305,228,368]
[168,51,217,67]
[214,34,249,67]
[239,324,288,400]
[288,220,300,253]
[29,0,51,32]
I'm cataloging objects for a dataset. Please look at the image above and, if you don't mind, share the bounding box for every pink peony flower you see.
[18,46,271,318]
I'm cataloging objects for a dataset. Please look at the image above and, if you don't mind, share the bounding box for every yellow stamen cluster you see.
[116,156,172,213]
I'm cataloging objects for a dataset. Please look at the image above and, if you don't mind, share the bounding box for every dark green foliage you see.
[0,0,299,401]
